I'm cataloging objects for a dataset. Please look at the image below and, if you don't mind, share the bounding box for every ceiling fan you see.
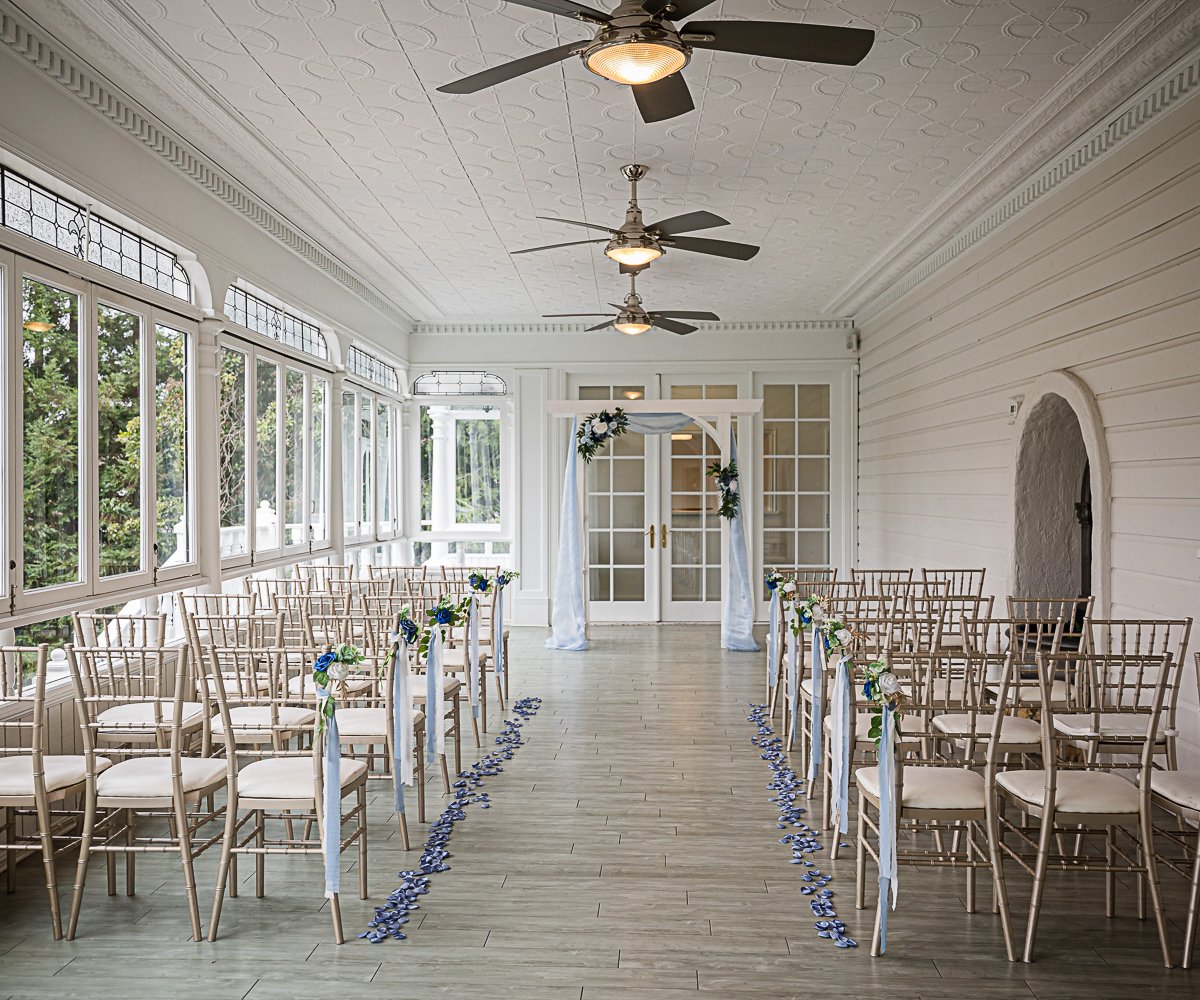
[437,1,875,123]
[544,272,718,335]
[514,163,758,271]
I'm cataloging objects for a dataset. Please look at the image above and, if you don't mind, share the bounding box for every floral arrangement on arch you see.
[576,409,629,463]
[859,658,905,748]
[312,643,366,734]
[706,459,740,519]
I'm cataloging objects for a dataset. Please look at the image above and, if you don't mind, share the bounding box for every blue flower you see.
[399,619,419,644]
[435,607,454,625]
[315,652,336,672]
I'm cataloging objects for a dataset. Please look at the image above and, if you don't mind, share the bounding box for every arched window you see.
[412,370,506,396]
[1,164,190,300]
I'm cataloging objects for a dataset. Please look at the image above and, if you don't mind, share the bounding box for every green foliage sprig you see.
[706,459,740,519]
[576,409,629,463]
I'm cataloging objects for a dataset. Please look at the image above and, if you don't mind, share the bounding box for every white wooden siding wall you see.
[856,96,1200,768]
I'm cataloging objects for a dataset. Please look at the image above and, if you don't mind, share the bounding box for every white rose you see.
[835,628,852,646]
[593,419,608,433]
[327,661,349,683]
[812,604,827,623]
[878,671,900,696]
[727,480,738,494]
[782,581,796,594]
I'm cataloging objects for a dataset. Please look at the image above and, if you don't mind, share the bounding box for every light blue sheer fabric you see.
[546,419,589,650]
[722,431,760,651]
[766,590,780,688]
[808,628,825,781]
[320,697,341,898]
[624,413,694,435]
[877,703,898,952]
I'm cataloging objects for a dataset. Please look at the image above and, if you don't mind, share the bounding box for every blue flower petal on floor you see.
[365,696,543,943]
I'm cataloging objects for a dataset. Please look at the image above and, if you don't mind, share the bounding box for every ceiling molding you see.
[413,319,855,337]
[0,0,424,330]
[831,0,1200,320]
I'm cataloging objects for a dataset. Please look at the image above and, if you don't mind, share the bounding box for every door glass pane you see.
[284,368,304,546]
[377,402,391,533]
[255,358,279,549]
[155,325,189,567]
[97,303,142,578]
[310,377,328,542]
[22,278,81,589]
[342,390,356,536]
[218,348,247,556]
[762,383,832,572]
[359,394,372,528]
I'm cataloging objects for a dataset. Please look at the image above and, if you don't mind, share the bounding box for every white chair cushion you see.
[823,712,919,746]
[857,765,985,811]
[235,756,367,800]
[97,702,205,733]
[287,675,372,697]
[1150,770,1200,812]
[440,646,488,669]
[933,713,1041,746]
[0,754,112,796]
[336,707,425,739]
[211,706,316,738]
[413,678,462,700]
[988,679,1071,705]
[799,678,814,698]
[1053,713,1157,741]
[219,671,272,693]
[96,757,227,799]
[996,769,1139,814]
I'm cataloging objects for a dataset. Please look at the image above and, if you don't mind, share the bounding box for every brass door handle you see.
[661,523,669,548]
[646,524,655,549]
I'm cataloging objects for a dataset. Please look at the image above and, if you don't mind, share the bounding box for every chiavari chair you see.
[992,649,1178,965]
[922,567,987,597]
[203,646,368,945]
[851,568,913,596]
[243,575,302,608]
[368,564,426,587]
[176,593,257,619]
[65,645,225,941]
[271,592,350,647]
[1,645,109,939]
[1006,596,1094,653]
[405,591,463,787]
[73,612,165,648]
[296,563,354,595]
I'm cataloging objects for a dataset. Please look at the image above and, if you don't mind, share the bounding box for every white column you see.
[194,318,224,592]
[429,406,455,563]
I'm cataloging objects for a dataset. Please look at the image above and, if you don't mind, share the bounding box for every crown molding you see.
[0,0,429,330]
[413,319,855,337]
[829,0,1200,321]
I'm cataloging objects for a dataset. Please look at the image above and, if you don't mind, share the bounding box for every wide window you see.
[10,261,197,615]
[418,403,504,552]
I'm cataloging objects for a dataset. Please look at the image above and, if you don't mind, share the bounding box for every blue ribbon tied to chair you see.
[493,583,506,681]
[391,636,412,817]
[829,654,853,834]
[786,607,800,743]
[877,702,898,953]
[426,628,446,763]
[314,661,341,899]
[468,593,482,720]
[808,627,826,782]
[767,589,780,690]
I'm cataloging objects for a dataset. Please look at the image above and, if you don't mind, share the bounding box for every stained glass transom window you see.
[224,285,328,361]
[412,371,506,396]
[1,165,191,300]
[346,345,399,393]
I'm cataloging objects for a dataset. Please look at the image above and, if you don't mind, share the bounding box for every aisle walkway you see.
[0,626,1193,998]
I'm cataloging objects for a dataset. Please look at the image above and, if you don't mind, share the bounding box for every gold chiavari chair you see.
[1007,596,1094,653]
[992,650,1178,965]
[65,645,225,940]
[922,567,987,597]
[825,580,862,618]
[296,563,354,595]
[243,575,302,609]
[73,612,165,648]
[203,647,368,945]
[851,568,913,596]
[271,592,351,648]
[405,592,463,788]
[177,593,257,619]
[1,645,110,939]
[368,565,426,587]
[922,594,994,651]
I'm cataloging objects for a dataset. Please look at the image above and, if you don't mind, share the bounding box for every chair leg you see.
[330,891,344,945]
[209,794,240,941]
[359,785,369,900]
[452,701,463,775]
[494,672,506,714]
[67,785,98,940]
[1022,809,1056,964]
[3,807,14,894]
[34,792,63,939]
[855,792,868,910]
[1105,825,1116,918]
[125,808,137,897]
[470,709,482,750]
[174,797,203,942]
[255,810,265,899]
[1138,805,1173,968]
[1182,826,1200,969]
[985,797,1016,961]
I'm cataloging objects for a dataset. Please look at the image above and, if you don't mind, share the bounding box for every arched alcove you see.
[1010,371,1111,615]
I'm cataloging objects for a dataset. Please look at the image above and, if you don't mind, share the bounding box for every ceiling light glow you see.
[605,243,663,267]
[614,320,652,336]
[585,41,688,87]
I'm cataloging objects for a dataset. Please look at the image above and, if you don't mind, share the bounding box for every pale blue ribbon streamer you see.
[425,629,445,763]
[808,626,826,782]
[546,418,588,651]
[786,608,799,743]
[767,590,780,689]
[318,681,340,898]
[468,594,481,720]
[721,430,760,653]
[877,702,898,952]
[390,637,410,815]
[493,583,506,680]
[830,655,853,833]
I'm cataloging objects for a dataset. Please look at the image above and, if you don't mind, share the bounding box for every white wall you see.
[857,94,1200,765]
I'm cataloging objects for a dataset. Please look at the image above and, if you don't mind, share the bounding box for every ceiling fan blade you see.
[662,235,759,260]
[512,239,608,255]
[505,0,611,23]
[653,310,720,321]
[643,0,719,18]
[536,216,618,234]
[649,210,730,236]
[437,41,584,95]
[650,316,698,336]
[584,321,614,332]
[632,73,694,124]
[682,21,875,66]
[544,313,613,318]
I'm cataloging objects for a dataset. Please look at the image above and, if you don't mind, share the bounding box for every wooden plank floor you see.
[0,625,1196,998]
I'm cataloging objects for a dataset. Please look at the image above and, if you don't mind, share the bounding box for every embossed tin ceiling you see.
[77,0,1144,321]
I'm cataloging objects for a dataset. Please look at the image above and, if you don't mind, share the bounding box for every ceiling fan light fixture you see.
[23,320,53,333]
[605,240,663,267]
[585,39,688,87]
[614,320,652,336]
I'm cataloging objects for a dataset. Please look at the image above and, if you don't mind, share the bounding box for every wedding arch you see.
[545,397,763,652]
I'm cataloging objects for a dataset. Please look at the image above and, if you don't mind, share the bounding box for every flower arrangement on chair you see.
[494,570,519,589]
[764,568,785,592]
[792,595,855,655]
[312,643,366,734]
[707,459,740,519]
[859,658,905,748]
[468,573,491,594]
[576,409,629,463]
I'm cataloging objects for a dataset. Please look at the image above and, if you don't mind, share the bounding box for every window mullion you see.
[143,310,157,581]
[82,286,99,592]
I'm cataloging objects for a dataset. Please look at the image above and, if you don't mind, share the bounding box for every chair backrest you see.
[773,568,838,592]
[881,578,947,610]
[0,645,50,763]
[1007,596,1094,651]
[848,614,935,658]
[922,567,986,597]
[185,611,283,657]
[923,594,994,648]
[439,565,500,585]
[176,593,256,619]
[73,612,165,648]
[851,568,913,595]
[1088,618,1193,717]
[824,580,862,617]
[243,576,301,605]
[296,563,354,594]
[347,578,396,602]
[368,564,426,584]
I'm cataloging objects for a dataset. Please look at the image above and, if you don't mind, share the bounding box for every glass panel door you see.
[572,378,658,622]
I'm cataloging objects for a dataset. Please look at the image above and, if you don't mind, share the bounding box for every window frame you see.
[342,377,403,545]
[5,254,200,619]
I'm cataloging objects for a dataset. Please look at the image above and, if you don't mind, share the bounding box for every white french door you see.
[569,373,748,623]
